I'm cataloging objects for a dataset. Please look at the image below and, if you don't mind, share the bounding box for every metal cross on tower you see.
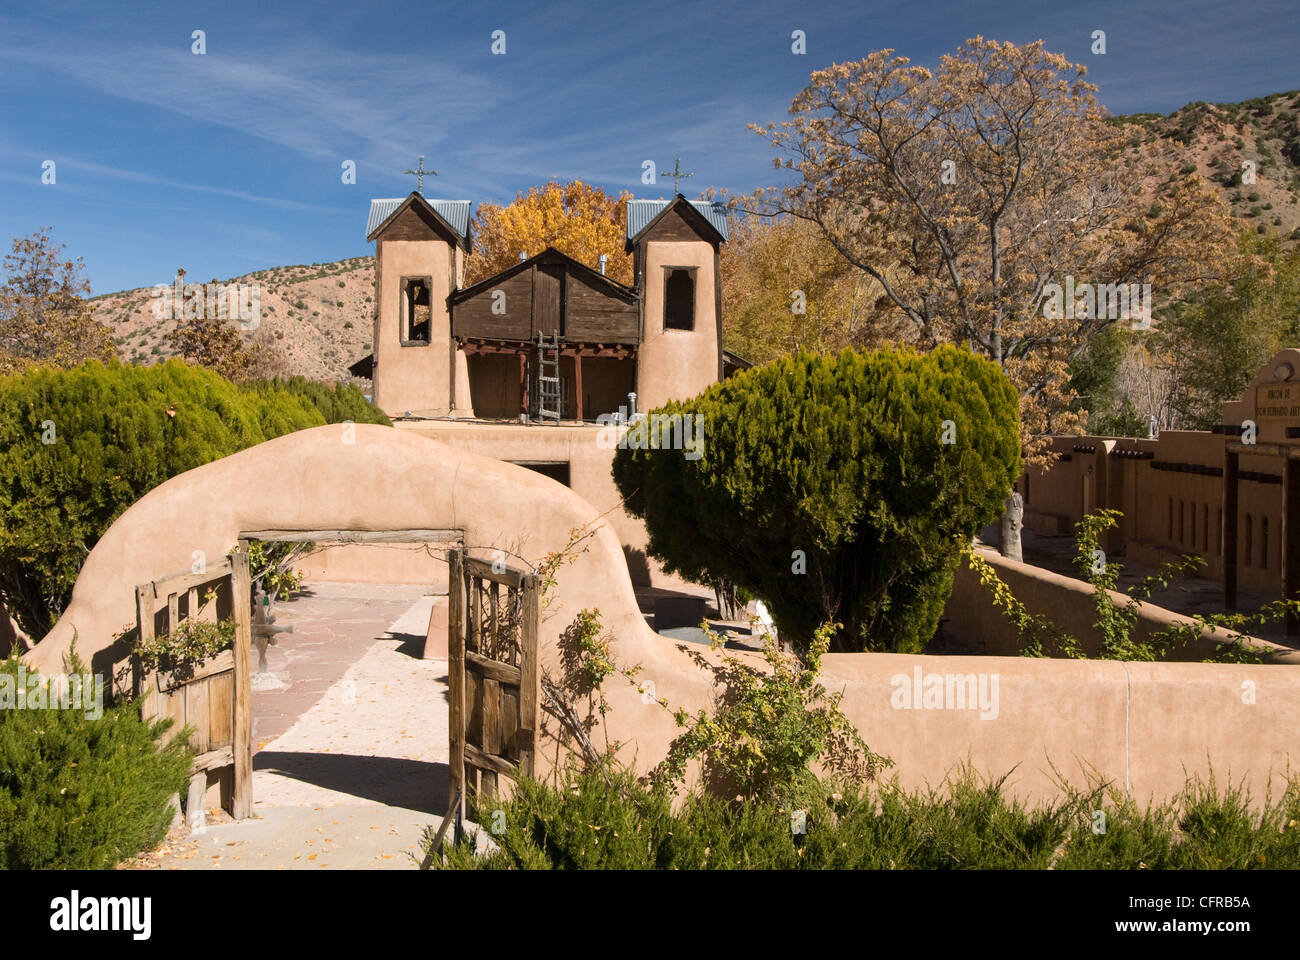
[403,155,438,195]
[664,157,693,196]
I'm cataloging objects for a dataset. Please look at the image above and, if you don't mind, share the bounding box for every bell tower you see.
[627,193,728,412]
[366,190,473,417]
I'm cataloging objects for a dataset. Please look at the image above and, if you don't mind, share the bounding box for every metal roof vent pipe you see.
[598,254,608,276]
[518,251,527,262]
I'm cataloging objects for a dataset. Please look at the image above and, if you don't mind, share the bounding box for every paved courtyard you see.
[127,582,450,870]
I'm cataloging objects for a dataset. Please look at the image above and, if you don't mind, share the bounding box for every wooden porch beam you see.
[1285,457,1300,636]
[574,353,584,422]
[1224,448,1239,612]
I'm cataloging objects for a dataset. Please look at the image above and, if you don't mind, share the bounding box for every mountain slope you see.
[88,256,376,383]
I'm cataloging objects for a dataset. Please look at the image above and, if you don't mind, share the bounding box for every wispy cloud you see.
[0,23,512,173]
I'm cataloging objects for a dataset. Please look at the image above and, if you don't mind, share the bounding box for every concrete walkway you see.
[126,582,450,870]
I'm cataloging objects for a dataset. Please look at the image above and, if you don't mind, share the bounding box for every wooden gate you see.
[446,549,540,827]
[134,551,253,820]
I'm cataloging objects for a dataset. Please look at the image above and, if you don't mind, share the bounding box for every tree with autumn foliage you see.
[0,229,114,375]
[752,37,1235,451]
[720,211,909,364]
[465,180,633,285]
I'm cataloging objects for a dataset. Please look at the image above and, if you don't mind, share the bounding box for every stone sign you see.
[1256,382,1300,420]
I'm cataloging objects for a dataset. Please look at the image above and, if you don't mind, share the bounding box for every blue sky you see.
[2,0,1297,295]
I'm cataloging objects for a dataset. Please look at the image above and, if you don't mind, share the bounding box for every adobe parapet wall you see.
[945,543,1300,663]
[27,424,1300,809]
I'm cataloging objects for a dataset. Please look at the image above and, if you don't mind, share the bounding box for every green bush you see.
[650,623,890,806]
[611,346,1021,652]
[0,652,192,869]
[240,375,389,426]
[0,360,335,636]
[434,765,1300,870]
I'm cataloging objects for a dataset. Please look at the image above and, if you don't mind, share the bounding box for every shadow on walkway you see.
[253,751,449,814]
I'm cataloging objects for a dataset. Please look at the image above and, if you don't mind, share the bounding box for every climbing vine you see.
[968,509,1279,663]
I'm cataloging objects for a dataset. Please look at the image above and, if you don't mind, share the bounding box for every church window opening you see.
[402,276,433,344]
[663,267,696,331]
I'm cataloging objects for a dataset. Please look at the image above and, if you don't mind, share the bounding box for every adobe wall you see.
[944,543,1300,663]
[396,419,700,592]
[1025,434,1287,592]
[27,425,1300,809]
[294,542,448,587]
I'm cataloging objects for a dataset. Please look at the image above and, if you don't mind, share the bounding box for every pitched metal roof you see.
[626,198,730,243]
[366,197,472,241]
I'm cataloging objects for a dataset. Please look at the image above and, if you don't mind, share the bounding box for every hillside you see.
[1115,89,1300,238]
[88,256,376,384]
[87,92,1300,384]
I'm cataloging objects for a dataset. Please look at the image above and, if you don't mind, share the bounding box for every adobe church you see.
[351,190,745,421]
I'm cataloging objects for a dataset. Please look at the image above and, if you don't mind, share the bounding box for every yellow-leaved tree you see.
[465,180,633,286]
[720,210,911,364]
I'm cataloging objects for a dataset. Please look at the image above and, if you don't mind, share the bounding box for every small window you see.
[1167,498,1173,540]
[1202,505,1209,553]
[1178,500,1185,544]
[1262,517,1269,570]
[663,267,695,330]
[1216,508,1223,556]
[401,277,432,344]
[510,461,570,486]
[1245,513,1253,566]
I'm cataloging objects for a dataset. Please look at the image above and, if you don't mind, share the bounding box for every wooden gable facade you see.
[450,247,639,346]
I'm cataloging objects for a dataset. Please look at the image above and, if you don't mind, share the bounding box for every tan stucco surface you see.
[945,543,1299,662]
[373,240,455,416]
[294,542,448,587]
[28,424,1300,807]
[637,241,719,411]
[395,418,695,591]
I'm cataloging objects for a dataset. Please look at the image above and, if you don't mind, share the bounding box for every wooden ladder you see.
[535,333,562,423]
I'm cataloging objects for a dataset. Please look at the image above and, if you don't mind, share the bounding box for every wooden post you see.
[447,550,467,828]
[518,574,540,778]
[229,551,254,819]
[186,772,207,830]
[574,353,583,423]
[519,352,528,417]
[1224,449,1239,612]
[135,582,157,711]
[1284,453,1300,636]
